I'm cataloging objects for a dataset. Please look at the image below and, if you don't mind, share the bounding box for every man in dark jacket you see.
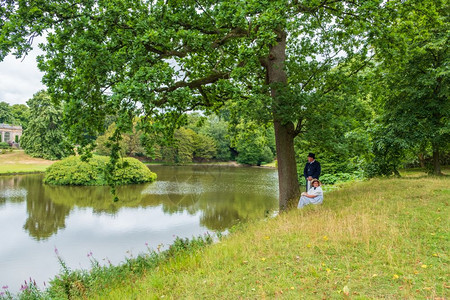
[303,152,321,191]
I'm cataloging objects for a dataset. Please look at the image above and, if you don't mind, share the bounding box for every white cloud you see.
[0,36,46,105]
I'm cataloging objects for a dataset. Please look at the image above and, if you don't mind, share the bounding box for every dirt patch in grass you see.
[0,150,56,174]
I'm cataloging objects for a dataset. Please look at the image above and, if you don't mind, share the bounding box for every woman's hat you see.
[311,179,321,186]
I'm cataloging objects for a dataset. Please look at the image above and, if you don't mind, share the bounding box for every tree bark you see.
[265,30,300,210]
[418,153,426,168]
[431,143,442,175]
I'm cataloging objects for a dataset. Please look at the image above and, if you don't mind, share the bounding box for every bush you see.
[0,142,11,149]
[44,155,157,186]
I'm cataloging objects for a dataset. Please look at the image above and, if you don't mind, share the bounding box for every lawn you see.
[0,150,56,174]
[35,170,449,299]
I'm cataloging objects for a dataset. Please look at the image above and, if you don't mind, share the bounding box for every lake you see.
[0,165,278,292]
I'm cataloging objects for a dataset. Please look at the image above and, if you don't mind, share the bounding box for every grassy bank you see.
[0,150,56,175]
[20,171,448,299]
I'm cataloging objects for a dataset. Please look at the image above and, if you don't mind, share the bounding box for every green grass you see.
[24,172,448,299]
[0,150,55,175]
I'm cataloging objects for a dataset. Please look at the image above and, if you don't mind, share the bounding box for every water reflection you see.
[0,166,278,239]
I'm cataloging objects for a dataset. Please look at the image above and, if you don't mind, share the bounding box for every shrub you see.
[44,155,157,186]
[0,142,11,149]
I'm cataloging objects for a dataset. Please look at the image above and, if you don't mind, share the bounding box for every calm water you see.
[0,165,278,291]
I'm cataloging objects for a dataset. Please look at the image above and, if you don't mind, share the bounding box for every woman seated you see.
[297,179,323,209]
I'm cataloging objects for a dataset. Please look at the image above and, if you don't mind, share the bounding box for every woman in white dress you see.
[297,179,323,208]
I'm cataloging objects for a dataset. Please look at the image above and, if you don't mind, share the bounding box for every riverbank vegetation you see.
[7,171,448,299]
[43,155,157,186]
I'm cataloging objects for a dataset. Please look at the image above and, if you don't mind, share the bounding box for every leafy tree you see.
[371,0,449,175]
[201,115,233,161]
[1,0,387,209]
[96,121,145,156]
[20,90,73,160]
[232,120,275,166]
[11,104,30,129]
[0,101,14,124]
[191,132,217,161]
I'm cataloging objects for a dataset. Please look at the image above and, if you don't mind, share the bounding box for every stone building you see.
[0,123,23,144]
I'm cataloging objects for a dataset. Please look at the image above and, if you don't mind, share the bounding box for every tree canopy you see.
[20,90,73,160]
[2,0,444,208]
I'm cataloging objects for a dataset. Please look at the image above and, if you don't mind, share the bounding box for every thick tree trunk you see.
[265,30,300,210]
[274,120,300,210]
[431,143,442,175]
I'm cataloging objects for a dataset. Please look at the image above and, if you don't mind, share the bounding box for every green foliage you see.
[20,90,73,160]
[0,101,14,124]
[157,127,217,163]
[11,104,30,129]
[44,155,157,186]
[233,121,275,166]
[368,0,450,175]
[0,142,10,149]
[95,121,145,157]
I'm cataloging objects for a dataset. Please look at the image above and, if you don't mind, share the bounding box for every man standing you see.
[303,153,321,192]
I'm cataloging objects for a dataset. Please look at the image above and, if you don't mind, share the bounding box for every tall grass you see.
[101,175,449,299]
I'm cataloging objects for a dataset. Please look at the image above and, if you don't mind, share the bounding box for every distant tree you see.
[96,121,145,156]
[233,121,275,166]
[204,116,233,161]
[11,104,30,129]
[192,132,217,161]
[0,101,14,124]
[20,91,73,160]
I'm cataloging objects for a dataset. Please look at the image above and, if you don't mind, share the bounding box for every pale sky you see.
[0,36,46,106]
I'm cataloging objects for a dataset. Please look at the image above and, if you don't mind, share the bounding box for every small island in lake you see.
[43,155,157,186]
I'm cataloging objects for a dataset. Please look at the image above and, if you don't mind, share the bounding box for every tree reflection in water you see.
[0,175,71,240]
[0,166,278,239]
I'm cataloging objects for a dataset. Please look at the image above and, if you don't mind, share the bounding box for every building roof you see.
[0,123,22,130]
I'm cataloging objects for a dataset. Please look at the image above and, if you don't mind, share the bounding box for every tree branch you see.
[155,71,230,93]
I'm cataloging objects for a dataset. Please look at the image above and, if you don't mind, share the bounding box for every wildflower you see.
[264,236,270,240]
[290,287,295,290]
[343,286,350,296]
[323,236,328,241]
[54,247,59,255]
[326,268,331,273]
[261,257,266,261]
[421,264,427,268]
[372,274,378,277]
[1,286,7,289]
[432,253,439,257]
[392,274,399,279]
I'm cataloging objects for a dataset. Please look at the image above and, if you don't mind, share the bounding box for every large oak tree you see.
[1,0,386,209]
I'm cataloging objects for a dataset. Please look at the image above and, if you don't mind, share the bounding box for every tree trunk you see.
[265,30,300,210]
[418,153,426,168]
[431,143,442,175]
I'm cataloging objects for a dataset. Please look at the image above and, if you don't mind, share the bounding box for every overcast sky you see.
[0,36,46,106]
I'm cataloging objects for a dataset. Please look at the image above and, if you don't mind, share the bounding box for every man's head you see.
[307,153,315,162]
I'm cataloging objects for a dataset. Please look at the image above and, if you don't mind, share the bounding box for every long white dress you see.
[297,186,323,208]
